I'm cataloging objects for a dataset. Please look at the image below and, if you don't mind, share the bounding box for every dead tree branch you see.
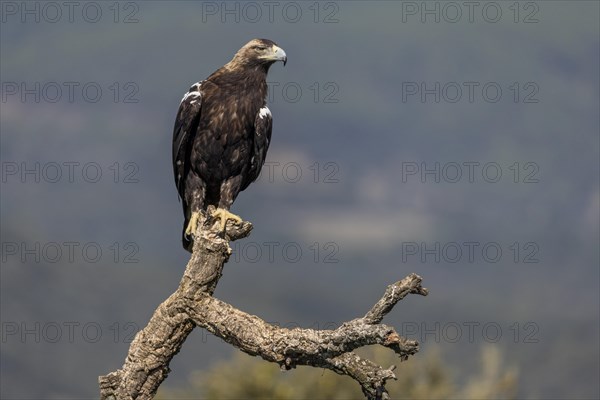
[99,212,428,400]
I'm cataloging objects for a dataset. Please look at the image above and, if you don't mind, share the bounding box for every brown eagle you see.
[172,39,287,251]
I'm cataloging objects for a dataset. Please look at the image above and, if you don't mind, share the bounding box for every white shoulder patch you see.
[180,82,202,103]
[259,107,271,119]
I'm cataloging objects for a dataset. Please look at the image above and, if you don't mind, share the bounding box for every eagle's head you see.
[230,39,287,70]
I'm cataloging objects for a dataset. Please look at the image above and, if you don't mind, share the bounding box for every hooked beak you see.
[265,45,287,66]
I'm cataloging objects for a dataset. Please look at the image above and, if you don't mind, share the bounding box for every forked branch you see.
[99,212,428,400]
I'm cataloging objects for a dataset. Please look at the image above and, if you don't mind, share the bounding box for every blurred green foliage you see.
[159,345,517,399]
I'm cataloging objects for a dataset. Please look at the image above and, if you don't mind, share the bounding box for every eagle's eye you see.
[254,46,267,51]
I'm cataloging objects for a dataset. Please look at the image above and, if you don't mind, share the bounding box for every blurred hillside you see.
[1,1,598,399]
[158,345,517,400]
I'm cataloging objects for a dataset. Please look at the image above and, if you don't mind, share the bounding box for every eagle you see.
[172,39,287,252]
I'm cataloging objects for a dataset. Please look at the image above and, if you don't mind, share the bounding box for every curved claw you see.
[211,208,242,231]
[185,211,201,238]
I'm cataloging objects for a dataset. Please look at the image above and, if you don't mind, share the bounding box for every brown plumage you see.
[172,39,287,251]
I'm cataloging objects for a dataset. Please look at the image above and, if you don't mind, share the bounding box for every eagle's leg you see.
[212,176,243,231]
[183,177,206,245]
[211,208,242,231]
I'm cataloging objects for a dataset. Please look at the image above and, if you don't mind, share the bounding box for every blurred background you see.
[1,1,598,399]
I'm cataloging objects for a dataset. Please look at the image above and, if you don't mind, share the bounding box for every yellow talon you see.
[211,208,242,231]
[185,211,201,238]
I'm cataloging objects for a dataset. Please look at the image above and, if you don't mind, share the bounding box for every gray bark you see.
[99,212,428,400]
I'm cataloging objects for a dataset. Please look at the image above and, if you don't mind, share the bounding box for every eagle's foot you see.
[211,208,242,231]
[185,211,202,239]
